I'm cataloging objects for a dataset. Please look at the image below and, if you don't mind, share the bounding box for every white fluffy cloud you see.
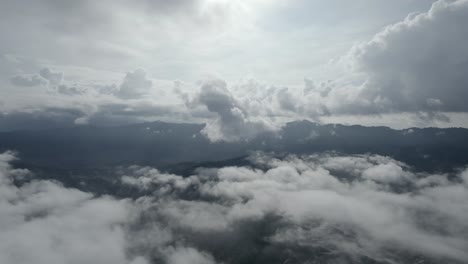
[347,0,468,113]
[2,150,468,263]
[120,152,468,263]
[252,0,468,119]
[190,79,278,142]
[209,0,468,126]
[0,151,145,264]
[115,69,153,99]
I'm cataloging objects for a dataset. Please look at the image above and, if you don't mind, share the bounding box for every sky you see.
[2,2,468,263]
[1,0,468,141]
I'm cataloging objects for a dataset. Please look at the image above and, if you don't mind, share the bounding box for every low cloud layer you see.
[121,153,468,263]
[0,151,144,264]
[2,151,468,264]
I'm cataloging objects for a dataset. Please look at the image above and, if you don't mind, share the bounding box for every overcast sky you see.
[1,0,468,139]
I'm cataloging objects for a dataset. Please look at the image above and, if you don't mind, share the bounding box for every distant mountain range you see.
[1,120,468,173]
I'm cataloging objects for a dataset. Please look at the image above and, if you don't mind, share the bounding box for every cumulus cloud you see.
[191,79,277,142]
[39,67,64,87]
[0,151,146,264]
[3,0,468,133]
[115,69,153,99]
[347,0,468,113]
[10,74,47,87]
[3,149,468,263]
[197,0,468,124]
[119,152,468,264]
[246,0,468,122]
[213,0,468,124]
[56,84,86,96]
[8,67,64,89]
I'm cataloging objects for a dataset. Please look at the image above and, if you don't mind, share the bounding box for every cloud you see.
[214,0,468,124]
[0,151,147,264]
[2,0,468,135]
[39,67,64,87]
[119,152,468,264]
[0,0,258,73]
[115,69,153,99]
[348,0,468,113]
[56,84,86,96]
[3,150,468,263]
[202,0,468,124]
[191,79,277,142]
[10,74,47,87]
[166,247,216,264]
[0,108,84,131]
[9,67,64,89]
[7,66,87,96]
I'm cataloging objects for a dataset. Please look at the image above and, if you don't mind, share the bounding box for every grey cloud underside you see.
[8,66,85,96]
[2,151,468,264]
[0,105,180,131]
[10,74,47,87]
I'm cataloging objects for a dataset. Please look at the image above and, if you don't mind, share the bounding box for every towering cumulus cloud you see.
[2,151,466,264]
[347,0,468,114]
[115,69,153,99]
[192,79,277,142]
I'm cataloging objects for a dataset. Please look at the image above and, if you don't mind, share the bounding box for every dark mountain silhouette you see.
[1,120,467,173]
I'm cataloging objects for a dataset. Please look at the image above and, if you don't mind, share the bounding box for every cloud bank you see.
[0,151,144,264]
[2,151,468,264]
[348,0,468,113]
